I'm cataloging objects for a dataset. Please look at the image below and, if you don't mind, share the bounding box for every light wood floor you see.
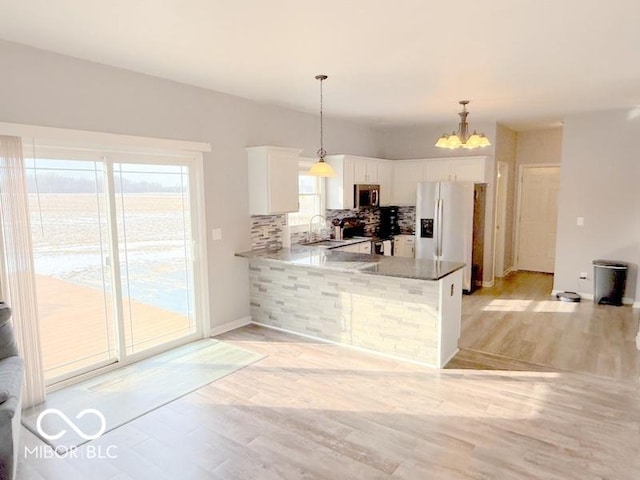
[459,271,640,383]
[18,325,640,480]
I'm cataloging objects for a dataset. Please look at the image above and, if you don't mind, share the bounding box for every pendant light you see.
[307,74,336,177]
[435,100,491,150]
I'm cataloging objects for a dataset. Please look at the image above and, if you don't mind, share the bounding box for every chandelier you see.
[435,100,491,150]
[307,74,336,177]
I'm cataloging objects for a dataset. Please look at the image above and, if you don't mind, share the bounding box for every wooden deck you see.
[37,274,195,381]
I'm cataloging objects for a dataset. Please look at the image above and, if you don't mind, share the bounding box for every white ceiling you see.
[0,0,639,130]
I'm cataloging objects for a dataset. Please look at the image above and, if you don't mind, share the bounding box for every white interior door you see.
[516,166,560,273]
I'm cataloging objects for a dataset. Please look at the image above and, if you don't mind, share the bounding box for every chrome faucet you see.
[308,214,327,243]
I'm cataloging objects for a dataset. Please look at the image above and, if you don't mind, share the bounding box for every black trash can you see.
[593,260,628,306]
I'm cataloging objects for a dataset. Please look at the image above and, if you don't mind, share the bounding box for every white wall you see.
[379,121,497,160]
[0,40,381,331]
[380,122,498,285]
[553,109,640,301]
[494,124,517,274]
[516,128,563,166]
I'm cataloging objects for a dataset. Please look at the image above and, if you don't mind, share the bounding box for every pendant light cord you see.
[316,74,327,160]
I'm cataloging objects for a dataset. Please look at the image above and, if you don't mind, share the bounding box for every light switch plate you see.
[577,216,584,226]
[212,228,222,241]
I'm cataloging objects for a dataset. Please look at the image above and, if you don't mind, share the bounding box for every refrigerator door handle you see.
[433,199,440,260]
[437,199,444,257]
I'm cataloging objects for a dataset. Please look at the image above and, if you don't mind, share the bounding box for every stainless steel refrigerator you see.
[415,182,486,293]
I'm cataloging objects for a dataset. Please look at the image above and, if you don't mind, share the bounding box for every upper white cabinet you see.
[423,156,486,182]
[325,155,355,210]
[353,157,378,183]
[454,157,487,181]
[422,159,451,182]
[393,155,488,205]
[392,160,425,206]
[377,161,394,206]
[247,146,302,215]
[326,155,393,209]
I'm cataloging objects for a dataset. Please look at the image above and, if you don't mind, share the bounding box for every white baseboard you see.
[551,290,635,306]
[251,321,440,369]
[482,280,495,288]
[210,316,251,337]
[495,266,515,278]
[440,348,459,368]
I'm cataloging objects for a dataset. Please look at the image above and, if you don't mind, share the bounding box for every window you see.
[287,162,324,230]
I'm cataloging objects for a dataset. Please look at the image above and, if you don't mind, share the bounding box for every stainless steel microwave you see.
[354,184,380,208]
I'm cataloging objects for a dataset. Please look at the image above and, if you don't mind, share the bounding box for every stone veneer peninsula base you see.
[239,247,464,368]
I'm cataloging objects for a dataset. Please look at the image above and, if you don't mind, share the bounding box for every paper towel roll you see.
[383,240,392,256]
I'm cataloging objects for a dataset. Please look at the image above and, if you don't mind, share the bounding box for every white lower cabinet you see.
[359,241,372,254]
[394,235,415,258]
[333,240,372,254]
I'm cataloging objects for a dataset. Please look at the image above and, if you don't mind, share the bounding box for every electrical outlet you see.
[261,226,270,238]
[579,272,588,279]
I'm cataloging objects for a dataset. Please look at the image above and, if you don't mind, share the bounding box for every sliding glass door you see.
[27,155,117,380]
[112,161,196,355]
[26,149,203,385]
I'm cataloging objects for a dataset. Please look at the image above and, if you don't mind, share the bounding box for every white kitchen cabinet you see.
[334,243,361,253]
[454,157,486,181]
[423,159,452,182]
[325,155,355,210]
[393,156,488,206]
[353,157,378,183]
[377,161,394,206]
[423,156,486,182]
[392,160,425,206]
[247,146,302,215]
[332,240,371,254]
[394,234,415,258]
[359,241,372,254]
[326,155,389,209]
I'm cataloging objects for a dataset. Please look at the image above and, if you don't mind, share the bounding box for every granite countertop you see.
[236,245,464,281]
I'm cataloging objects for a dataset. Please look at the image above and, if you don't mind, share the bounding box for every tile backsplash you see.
[250,214,285,249]
[398,206,416,233]
[326,208,379,236]
[251,205,417,249]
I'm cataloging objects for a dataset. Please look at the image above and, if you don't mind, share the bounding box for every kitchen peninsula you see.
[236,245,464,368]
